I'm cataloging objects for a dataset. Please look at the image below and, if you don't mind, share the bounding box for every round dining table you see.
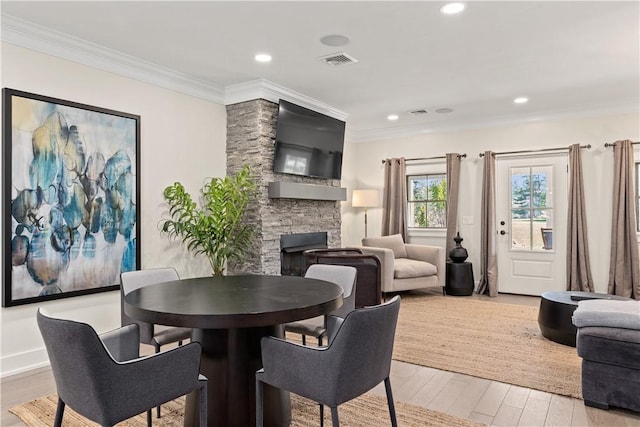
[123,274,343,427]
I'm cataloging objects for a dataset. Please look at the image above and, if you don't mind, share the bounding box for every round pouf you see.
[537,291,632,347]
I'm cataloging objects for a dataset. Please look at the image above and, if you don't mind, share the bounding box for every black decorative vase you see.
[449,232,468,263]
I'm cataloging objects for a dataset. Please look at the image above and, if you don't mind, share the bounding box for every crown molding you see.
[0,14,225,103]
[1,14,346,120]
[4,13,631,144]
[224,79,348,121]
[347,103,640,143]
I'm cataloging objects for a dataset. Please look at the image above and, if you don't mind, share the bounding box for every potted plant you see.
[159,165,257,275]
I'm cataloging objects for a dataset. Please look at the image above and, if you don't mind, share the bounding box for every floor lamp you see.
[352,189,379,238]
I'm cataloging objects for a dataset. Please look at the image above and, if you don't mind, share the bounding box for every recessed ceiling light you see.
[514,97,529,104]
[387,114,399,121]
[435,108,454,114]
[255,53,272,63]
[441,3,465,15]
[320,34,350,47]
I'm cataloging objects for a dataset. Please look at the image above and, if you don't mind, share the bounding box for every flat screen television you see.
[273,99,346,180]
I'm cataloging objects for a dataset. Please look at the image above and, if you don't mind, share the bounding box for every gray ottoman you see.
[573,299,640,412]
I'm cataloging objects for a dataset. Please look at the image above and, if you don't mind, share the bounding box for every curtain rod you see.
[381,153,467,164]
[478,144,591,157]
[604,141,640,148]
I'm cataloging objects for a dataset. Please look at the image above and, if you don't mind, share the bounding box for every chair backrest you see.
[328,295,401,403]
[37,308,202,426]
[120,268,179,342]
[362,234,407,258]
[305,264,357,318]
[37,309,117,420]
[121,267,179,295]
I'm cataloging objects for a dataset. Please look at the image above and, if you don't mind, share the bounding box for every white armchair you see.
[361,234,445,294]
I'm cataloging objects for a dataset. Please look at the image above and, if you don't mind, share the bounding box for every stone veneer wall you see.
[226,99,342,275]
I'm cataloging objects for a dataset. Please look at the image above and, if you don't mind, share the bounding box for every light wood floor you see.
[3,291,640,427]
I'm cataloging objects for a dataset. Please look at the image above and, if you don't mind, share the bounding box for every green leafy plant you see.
[160,165,257,275]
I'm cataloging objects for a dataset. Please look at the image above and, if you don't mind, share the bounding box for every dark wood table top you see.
[123,274,343,329]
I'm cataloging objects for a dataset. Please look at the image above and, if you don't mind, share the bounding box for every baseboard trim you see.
[1,347,50,379]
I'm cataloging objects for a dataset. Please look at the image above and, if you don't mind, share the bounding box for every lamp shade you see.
[352,189,379,208]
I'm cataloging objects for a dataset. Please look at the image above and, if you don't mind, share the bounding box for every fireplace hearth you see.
[280,232,328,276]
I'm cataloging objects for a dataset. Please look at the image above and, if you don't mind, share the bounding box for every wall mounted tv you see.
[273,99,346,180]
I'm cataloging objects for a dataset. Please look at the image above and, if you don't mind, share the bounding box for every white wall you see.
[0,42,227,377]
[341,113,640,294]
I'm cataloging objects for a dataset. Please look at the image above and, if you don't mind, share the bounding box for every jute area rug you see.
[393,293,582,399]
[10,393,484,427]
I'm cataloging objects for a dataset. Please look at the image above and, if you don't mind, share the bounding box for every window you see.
[510,165,553,250]
[407,174,447,228]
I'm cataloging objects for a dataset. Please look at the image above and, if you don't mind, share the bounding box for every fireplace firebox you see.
[280,232,328,276]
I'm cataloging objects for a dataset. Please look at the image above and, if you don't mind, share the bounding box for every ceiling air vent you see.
[318,52,358,66]
[410,109,429,115]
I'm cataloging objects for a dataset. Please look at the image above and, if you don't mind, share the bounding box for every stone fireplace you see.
[225,99,343,275]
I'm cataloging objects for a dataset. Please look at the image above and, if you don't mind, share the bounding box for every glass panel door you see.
[497,154,567,296]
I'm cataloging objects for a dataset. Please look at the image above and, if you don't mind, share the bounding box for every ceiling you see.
[2,1,639,142]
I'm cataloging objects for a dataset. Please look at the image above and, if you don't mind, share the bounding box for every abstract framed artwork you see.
[2,89,141,306]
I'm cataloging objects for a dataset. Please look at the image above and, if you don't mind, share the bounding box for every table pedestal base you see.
[185,326,291,427]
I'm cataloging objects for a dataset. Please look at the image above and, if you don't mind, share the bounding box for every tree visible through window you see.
[407,174,446,228]
[510,166,552,250]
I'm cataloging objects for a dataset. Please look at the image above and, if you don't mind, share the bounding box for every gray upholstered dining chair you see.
[257,295,401,427]
[284,264,357,346]
[37,308,207,427]
[120,267,193,417]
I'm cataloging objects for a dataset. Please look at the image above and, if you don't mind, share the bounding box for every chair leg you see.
[199,378,208,427]
[54,398,65,427]
[154,343,162,419]
[146,409,152,427]
[256,375,264,427]
[384,377,398,427]
[330,406,339,427]
[317,335,323,347]
[319,404,324,427]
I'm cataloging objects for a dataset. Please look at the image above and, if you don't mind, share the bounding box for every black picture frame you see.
[2,88,141,307]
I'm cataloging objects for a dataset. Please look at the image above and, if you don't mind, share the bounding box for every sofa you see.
[572,299,640,412]
[360,234,445,294]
